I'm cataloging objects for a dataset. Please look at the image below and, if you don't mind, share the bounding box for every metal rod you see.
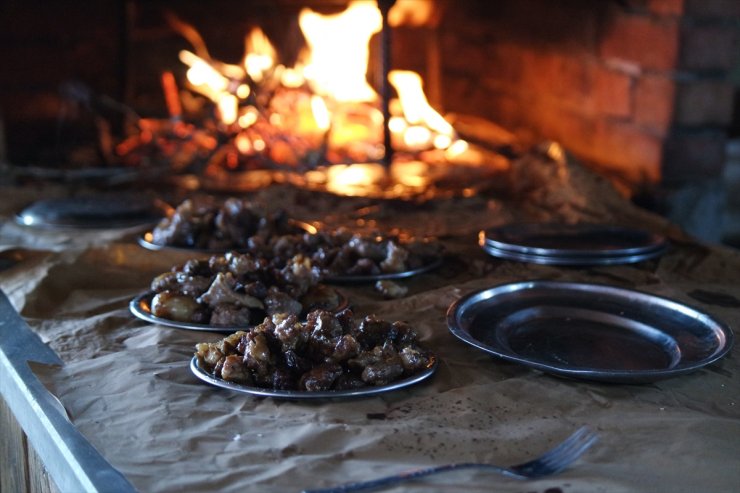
[378,0,396,168]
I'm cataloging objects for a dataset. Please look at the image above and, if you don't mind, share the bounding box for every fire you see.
[244,27,276,83]
[299,1,382,103]
[119,0,505,199]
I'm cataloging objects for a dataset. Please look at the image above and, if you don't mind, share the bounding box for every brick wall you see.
[437,0,740,193]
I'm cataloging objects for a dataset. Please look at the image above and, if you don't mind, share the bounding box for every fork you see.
[301,426,598,493]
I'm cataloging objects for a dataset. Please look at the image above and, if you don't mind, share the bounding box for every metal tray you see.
[190,355,437,399]
[480,223,668,264]
[15,195,168,230]
[130,289,348,333]
[447,280,733,383]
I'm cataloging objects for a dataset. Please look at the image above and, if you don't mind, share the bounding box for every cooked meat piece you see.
[375,280,408,299]
[244,332,273,370]
[210,304,252,327]
[240,281,268,299]
[299,284,340,311]
[271,235,302,259]
[271,367,297,390]
[353,315,397,350]
[150,272,179,293]
[151,291,200,322]
[330,334,361,363]
[326,247,354,274]
[174,274,212,297]
[213,198,260,247]
[151,202,204,247]
[195,342,224,372]
[198,272,264,309]
[208,254,231,273]
[399,346,432,373]
[380,241,409,273]
[348,235,386,259]
[220,354,252,384]
[284,349,312,374]
[333,372,366,390]
[333,308,355,333]
[228,252,266,279]
[219,331,247,354]
[181,259,212,276]
[308,309,344,341]
[354,345,404,386]
[264,290,303,316]
[391,320,419,347]
[346,258,381,275]
[279,254,320,295]
[273,314,308,351]
[299,363,343,391]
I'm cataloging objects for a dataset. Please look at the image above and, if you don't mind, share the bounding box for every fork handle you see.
[301,463,523,493]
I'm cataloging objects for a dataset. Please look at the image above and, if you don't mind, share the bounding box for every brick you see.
[587,118,663,184]
[634,74,676,133]
[662,130,727,181]
[674,79,735,126]
[593,65,634,118]
[479,42,529,88]
[438,31,490,73]
[600,13,680,70]
[647,0,687,16]
[521,51,587,103]
[680,24,739,70]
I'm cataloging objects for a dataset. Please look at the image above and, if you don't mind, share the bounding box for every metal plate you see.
[130,289,349,333]
[481,223,668,260]
[480,244,667,266]
[190,355,437,399]
[15,195,168,230]
[447,280,733,383]
[324,256,444,284]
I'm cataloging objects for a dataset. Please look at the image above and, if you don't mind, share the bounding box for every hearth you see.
[1,0,738,206]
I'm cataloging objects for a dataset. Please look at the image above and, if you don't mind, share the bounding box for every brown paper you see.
[2,170,739,492]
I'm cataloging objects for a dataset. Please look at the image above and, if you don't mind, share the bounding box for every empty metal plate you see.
[16,194,168,229]
[447,280,733,383]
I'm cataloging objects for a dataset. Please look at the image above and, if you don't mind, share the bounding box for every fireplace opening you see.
[1,0,739,240]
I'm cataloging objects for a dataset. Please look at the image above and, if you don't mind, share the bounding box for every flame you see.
[244,27,276,82]
[389,70,453,138]
[388,0,438,27]
[310,96,331,132]
[299,1,381,102]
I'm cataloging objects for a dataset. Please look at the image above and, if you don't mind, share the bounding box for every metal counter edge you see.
[0,290,138,493]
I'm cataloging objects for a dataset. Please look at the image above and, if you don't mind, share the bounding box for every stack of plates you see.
[479,223,668,266]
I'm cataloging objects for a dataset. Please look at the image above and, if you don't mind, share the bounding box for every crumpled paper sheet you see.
[2,172,740,492]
